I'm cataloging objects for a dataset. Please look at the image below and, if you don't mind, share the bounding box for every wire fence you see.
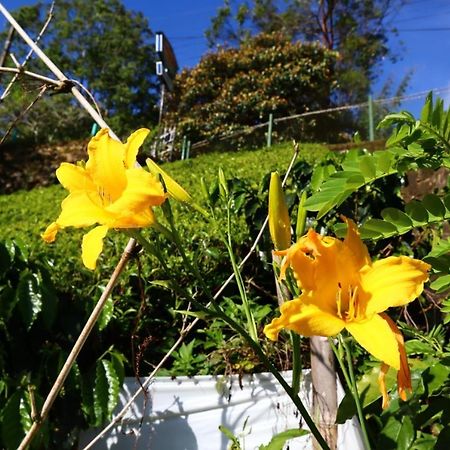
[168,86,450,159]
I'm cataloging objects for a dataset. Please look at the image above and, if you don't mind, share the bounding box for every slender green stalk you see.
[133,224,330,450]
[328,337,352,389]
[291,332,302,396]
[339,335,372,450]
[225,199,258,341]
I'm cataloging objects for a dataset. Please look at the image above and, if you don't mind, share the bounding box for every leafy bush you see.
[166,32,339,148]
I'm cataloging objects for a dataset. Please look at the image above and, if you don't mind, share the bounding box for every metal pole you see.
[368,94,374,141]
[158,83,165,125]
[186,140,190,159]
[181,135,186,160]
[267,113,273,147]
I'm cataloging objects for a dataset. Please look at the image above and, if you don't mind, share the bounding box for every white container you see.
[79,370,364,450]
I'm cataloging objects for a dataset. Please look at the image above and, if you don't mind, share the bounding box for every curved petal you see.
[86,128,127,201]
[378,363,391,409]
[56,163,96,193]
[42,222,60,243]
[343,217,371,269]
[124,128,149,169]
[380,313,412,401]
[346,314,400,369]
[264,298,345,341]
[82,225,109,270]
[106,168,165,227]
[57,192,113,227]
[280,241,316,290]
[361,256,430,315]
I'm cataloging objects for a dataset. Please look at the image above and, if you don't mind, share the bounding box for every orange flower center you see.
[336,283,361,322]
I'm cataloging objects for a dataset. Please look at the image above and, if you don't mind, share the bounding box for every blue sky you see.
[2,0,450,115]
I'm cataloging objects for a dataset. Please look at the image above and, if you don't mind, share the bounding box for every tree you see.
[206,0,403,105]
[0,0,159,142]
[166,32,338,147]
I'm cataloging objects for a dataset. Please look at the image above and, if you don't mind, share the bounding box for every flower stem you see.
[291,331,302,396]
[133,225,330,450]
[339,335,372,450]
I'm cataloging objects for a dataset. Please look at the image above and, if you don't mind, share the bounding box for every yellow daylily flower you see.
[264,218,430,407]
[42,128,166,270]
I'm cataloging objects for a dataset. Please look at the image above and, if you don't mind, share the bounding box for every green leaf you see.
[259,429,309,450]
[101,359,120,417]
[361,219,398,238]
[19,392,33,436]
[381,208,413,233]
[422,194,446,220]
[93,360,109,426]
[0,241,11,275]
[219,425,241,449]
[378,111,416,129]
[1,391,25,450]
[430,275,450,293]
[420,93,433,123]
[337,366,397,423]
[386,123,412,147]
[16,270,43,329]
[98,297,114,331]
[405,201,429,226]
[359,155,377,179]
[422,361,450,396]
[397,416,415,450]
[375,150,394,174]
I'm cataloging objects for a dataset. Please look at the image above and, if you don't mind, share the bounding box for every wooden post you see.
[310,336,337,450]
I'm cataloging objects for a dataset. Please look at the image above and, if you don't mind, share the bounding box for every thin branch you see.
[0,2,114,137]
[17,239,138,450]
[0,66,60,86]
[1,1,55,101]
[0,84,48,145]
[81,144,300,449]
[0,25,14,68]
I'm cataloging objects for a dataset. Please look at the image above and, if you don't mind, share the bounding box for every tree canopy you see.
[0,0,158,142]
[206,0,402,105]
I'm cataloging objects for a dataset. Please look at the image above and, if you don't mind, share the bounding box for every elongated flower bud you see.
[268,172,291,250]
[146,158,191,203]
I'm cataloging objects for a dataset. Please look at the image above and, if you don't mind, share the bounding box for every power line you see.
[396,27,450,32]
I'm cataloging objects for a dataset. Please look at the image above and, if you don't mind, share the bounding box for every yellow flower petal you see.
[106,168,165,227]
[146,158,192,203]
[346,314,400,369]
[82,225,109,270]
[42,222,60,243]
[264,298,345,341]
[361,256,430,315]
[86,128,127,201]
[57,192,113,227]
[56,163,96,193]
[124,128,150,169]
[343,217,371,269]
